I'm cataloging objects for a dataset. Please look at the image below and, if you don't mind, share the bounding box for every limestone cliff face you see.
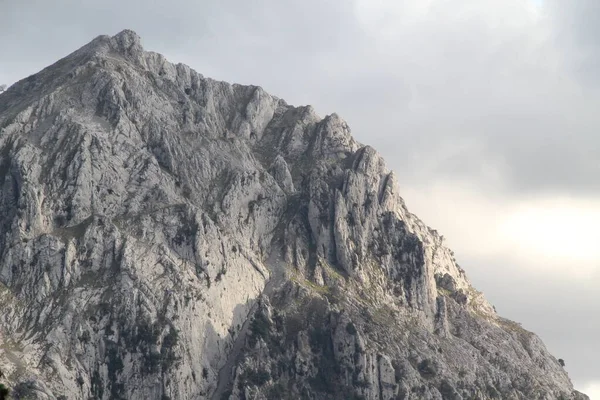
[0,30,587,400]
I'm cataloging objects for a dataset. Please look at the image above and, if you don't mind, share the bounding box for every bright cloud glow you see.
[532,0,544,8]
[580,381,600,400]
[403,182,600,280]
[499,198,600,267]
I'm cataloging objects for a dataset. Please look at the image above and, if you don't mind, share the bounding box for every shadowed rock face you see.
[0,30,588,400]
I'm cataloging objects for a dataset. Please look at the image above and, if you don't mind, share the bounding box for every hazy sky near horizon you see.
[1,0,599,397]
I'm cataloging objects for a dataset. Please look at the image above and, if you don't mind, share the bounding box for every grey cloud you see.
[159,0,600,197]
[547,0,600,88]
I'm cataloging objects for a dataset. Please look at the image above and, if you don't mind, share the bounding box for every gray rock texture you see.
[0,30,588,400]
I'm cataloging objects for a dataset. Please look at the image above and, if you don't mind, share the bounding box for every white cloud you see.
[498,197,600,271]
[402,181,600,280]
[579,381,600,400]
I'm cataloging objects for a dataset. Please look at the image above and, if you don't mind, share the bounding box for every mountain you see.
[0,30,588,400]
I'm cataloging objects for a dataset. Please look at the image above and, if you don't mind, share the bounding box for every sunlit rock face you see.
[0,30,588,400]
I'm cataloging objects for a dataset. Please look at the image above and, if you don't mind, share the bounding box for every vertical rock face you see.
[0,30,588,400]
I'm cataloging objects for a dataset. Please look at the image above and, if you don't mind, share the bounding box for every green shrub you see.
[486,384,501,399]
[345,322,357,335]
[417,359,437,378]
[249,312,271,346]
[353,378,370,388]
[243,369,270,386]
[440,380,460,400]
[309,327,330,354]
[267,382,286,399]
[0,384,9,400]
[161,327,180,370]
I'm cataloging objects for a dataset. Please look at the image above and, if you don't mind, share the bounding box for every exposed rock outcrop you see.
[0,30,588,400]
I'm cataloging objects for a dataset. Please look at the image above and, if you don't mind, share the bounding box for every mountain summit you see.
[0,30,588,400]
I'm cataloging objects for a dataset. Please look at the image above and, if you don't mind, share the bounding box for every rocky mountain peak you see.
[111,29,143,50]
[0,30,588,400]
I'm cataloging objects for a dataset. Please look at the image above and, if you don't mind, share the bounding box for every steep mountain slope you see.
[0,30,588,400]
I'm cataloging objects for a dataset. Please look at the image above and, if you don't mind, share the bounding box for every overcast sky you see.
[1,0,599,397]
